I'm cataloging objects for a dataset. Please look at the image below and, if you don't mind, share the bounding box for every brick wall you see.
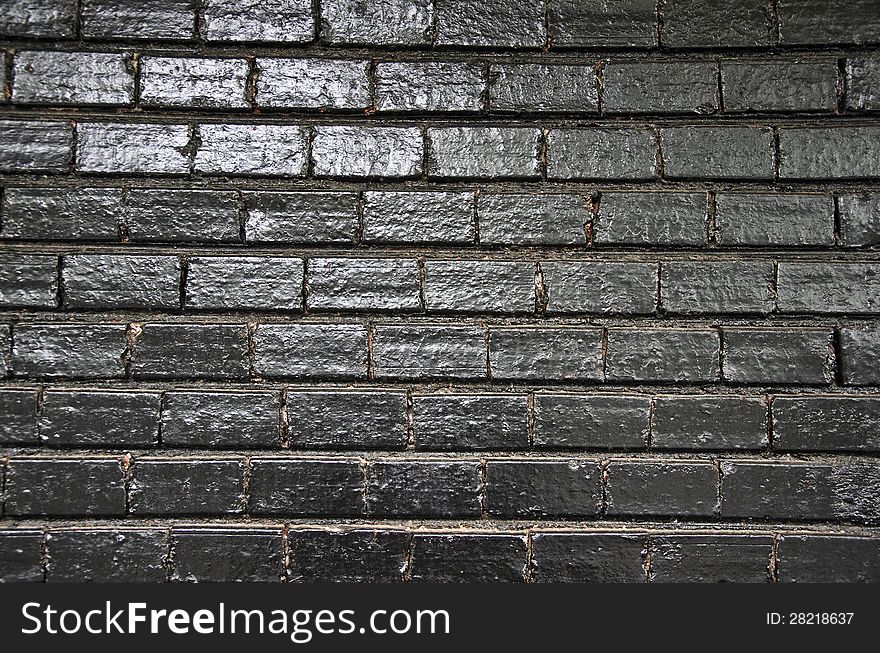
[1,0,879,583]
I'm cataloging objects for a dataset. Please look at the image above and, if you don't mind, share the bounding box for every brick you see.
[372,325,486,379]
[714,193,834,246]
[603,62,718,114]
[772,396,880,452]
[547,0,657,48]
[307,257,421,312]
[375,62,484,112]
[661,260,775,315]
[287,529,407,582]
[13,51,134,106]
[5,459,125,516]
[252,323,368,379]
[1,187,123,241]
[0,254,58,308]
[428,127,541,179]
[140,57,249,109]
[257,58,369,110]
[185,256,303,311]
[286,390,407,449]
[722,328,834,385]
[0,324,8,376]
[81,0,195,40]
[0,530,43,582]
[662,0,773,48]
[722,61,838,112]
[660,126,775,179]
[132,323,250,380]
[63,254,180,310]
[125,189,240,243]
[46,529,167,582]
[489,64,598,112]
[411,394,529,450]
[777,263,880,314]
[846,57,880,111]
[841,324,880,385]
[436,0,544,48]
[651,395,768,450]
[720,460,880,522]
[243,191,358,244]
[478,193,590,246]
[171,529,284,582]
[487,460,601,517]
[201,0,314,43]
[248,458,364,515]
[12,323,127,379]
[595,192,708,246]
[777,535,880,582]
[531,533,647,582]
[605,329,720,382]
[313,126,422,178]
[367,460,481,517]
[777,0,880,45]
[39,390,161,448]
[489,327,604,381]
[411,534,527,582]
[130,459,244,515]
[548,128,658,180]
[0,120,72,173]
[0,389,39,444]
[0,0,76,38]
[778,127,880,179]
[542,261,658,315]
[424,260,534,313]
[321,0,432,46]
[363,191,475,244]
[652,535,772,583]
[533,394,650,450]
[77,123,190,175]
[194,124,308,176]
[161,391,280,448]
[839,193,880,247]
[606,461,718,517]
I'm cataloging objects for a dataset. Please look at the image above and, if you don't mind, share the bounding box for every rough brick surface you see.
[661,126,775,179]
[140,57,249,109]
[13,51,135,106]
[722,61,838,112]
[313,126,422,178]
[489,64,598,113]
[308,257,420,312]
[428,127,541,178]
[548,128,658,180]
[2,0,879,584]
[412,394,529,450]
[2,187,123,241]
[200,0,314,43]
[0,120,72,172]
[714,193,834,246]
[257,58,370,110]
[40,390,161,447]
[722,328,834,385]
[81,0,195,40]
[595,192,708,246]
[602,62,718,114]
[363,191,474,244]
[46,529,168,582]
[376,62,484,112]
[486,460,601,517]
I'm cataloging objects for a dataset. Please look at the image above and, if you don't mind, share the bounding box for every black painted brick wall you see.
[0,0,879,583]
